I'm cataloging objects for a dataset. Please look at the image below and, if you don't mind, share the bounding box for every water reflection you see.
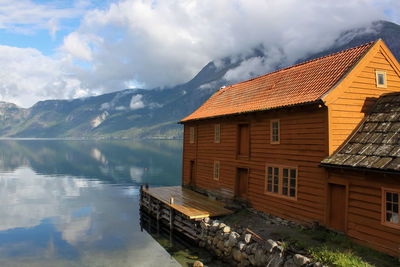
[0,140,182,266]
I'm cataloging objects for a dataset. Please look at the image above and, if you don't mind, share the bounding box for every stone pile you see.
[198,217,322,267]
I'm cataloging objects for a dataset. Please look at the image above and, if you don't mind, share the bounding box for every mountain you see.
[1,20,400,139]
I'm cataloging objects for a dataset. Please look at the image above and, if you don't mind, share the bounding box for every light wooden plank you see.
[144,186,233,219]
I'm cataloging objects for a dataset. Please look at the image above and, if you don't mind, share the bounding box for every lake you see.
[0,139,215,266]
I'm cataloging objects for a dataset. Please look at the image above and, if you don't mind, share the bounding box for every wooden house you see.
[179,39,400,256]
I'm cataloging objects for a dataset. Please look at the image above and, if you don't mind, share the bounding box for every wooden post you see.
[140,184,143,207]
[170,207,174,231]
[170,197,174,205]
[145,183,149,189]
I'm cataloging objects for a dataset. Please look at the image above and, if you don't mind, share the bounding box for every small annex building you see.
[321,92,400,256]
[180,39,400,256]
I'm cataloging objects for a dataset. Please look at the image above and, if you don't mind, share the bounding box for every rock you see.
[217,240,225,250]
[200,221,210,229]
[244,233,252,244]
[293,254,310,266]
[232,248,242,262]
[283,258,296,267]
[219,223,226,229]
[238,241,246,251]
[211,221,220,231]
[238,258,250,267]
[223,225,231,233]
[199,241,205,247]
[228,232,240,247]
[266,252,284,267]
[212,236,219,246]
[312,262,323,267]
[215,249,223,257]
[251,245,258,255]
[255,247,266,265]
[266,239,278,252]
[248,254,256,265]
[193,260,204,267]
[203,217,210,223]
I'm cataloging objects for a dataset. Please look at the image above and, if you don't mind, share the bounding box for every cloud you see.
[129,94,145,110]
[61,0,394,91]
[0,45,83,107]
[1,0,400,107]
[0,0,89,37]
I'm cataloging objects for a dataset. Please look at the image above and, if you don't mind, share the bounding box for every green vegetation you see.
[278,227,399,267]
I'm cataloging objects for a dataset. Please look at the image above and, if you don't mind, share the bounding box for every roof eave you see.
[179,99,324,124]
[320,163,400,176]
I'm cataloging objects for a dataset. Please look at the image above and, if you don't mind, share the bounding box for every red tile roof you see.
[181,41,374,122]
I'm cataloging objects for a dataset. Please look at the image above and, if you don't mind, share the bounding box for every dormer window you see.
[375,70,387,88]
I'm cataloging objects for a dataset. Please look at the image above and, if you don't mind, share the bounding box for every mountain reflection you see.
[0,139,182,185]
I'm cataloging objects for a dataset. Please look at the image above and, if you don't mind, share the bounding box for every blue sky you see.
[0,0,399,108]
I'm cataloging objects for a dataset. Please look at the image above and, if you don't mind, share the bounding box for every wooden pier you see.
[140,185,233,241]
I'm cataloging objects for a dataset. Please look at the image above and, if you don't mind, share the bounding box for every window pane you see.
[290,178,296,188]
[378,74,384,84]
[394,204,398,213]
[393,214,399,224]
[268,167,272,176]
[290,188,296,197]
[283,168,288,178]
[386,192,392,202]
[273,168,279,194]
[387,212,392,222]
[394,193,399,203]
[283,188,288,196]
[290,169,296,178]
[387,202,392,211]
[267,184,272,192]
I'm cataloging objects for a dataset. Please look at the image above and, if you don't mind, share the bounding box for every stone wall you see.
[198,217,322,267]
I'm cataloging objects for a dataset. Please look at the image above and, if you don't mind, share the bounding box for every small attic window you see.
[375,70,387,88]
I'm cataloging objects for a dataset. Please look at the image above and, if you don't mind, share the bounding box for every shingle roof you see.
[321,92,400,172]
[181,41,374,123]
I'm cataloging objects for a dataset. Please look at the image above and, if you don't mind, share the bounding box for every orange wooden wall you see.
[182,104,330,224]
[326,45,400,154]
[328,169,400,257]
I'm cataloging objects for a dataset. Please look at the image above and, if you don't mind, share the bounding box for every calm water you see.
[0,139,185,267]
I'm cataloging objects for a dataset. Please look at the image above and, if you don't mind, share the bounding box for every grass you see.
[277,227,399,267]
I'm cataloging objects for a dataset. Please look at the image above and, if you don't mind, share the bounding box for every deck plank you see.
[143,186,233,219]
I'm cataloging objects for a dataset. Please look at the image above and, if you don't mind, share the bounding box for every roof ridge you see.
[222,40,375,90]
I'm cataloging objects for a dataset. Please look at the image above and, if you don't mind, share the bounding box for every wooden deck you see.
[142,186,233,219]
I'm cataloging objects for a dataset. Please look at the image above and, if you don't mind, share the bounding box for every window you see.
[189,127,195,144]
[382,189,399,228]
[265,164,297,199]
[214,161,220,180]
[375,70,387,88]
[215,124,220,143]
[270,119,280,144]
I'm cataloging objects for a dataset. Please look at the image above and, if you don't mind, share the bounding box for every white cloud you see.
[0,45,83,107]
[129,94,144,110]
